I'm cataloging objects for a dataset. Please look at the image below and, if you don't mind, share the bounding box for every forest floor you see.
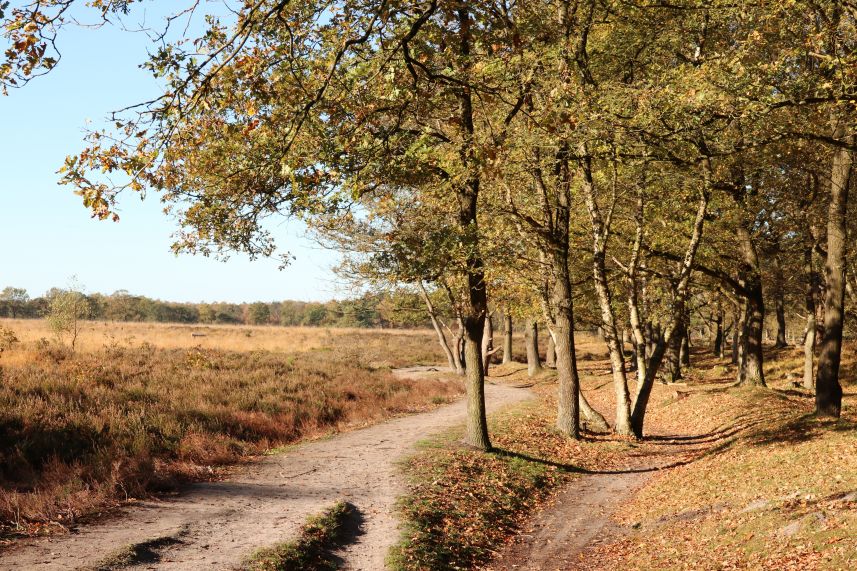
[468,344,856,571]
[0,368,531,570]
[575,347,857,571]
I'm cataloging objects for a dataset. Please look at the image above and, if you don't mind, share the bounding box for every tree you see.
[0,287,29,318]
[46,288,90,350]
[248,302,271,325]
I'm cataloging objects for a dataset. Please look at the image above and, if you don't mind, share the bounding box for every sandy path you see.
[487,472,652,571]
[1,374,531,571]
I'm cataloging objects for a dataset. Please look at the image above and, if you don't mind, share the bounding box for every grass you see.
[244,501,353,571]
[0,321,457,540]
[85,530,188,570]
[387,415,564,571]
[0,318,444,361]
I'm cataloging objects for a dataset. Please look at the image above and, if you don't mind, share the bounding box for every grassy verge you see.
[388,423,564,571]
[389,342,857,571]
[388,371,641,571]
[585,388,857,570]
[244,501,353,571]
[0,333,457,539]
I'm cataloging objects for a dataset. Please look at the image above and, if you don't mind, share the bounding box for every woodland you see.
[0,286,437,328]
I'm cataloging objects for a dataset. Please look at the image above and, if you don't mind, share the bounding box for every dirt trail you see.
[487,471,652,571]
[1,371,531,571]
[489,433,717,571]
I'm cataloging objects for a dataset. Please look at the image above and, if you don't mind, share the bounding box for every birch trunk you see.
[418,282,458,372]
[579,145,633,436]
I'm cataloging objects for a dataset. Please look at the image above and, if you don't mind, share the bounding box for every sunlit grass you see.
[0,324,457,538]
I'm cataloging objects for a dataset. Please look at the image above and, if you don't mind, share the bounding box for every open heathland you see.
[0,320,459,540]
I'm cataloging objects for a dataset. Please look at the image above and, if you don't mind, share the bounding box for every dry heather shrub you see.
[0,332,457,536]
[0,326,18,353]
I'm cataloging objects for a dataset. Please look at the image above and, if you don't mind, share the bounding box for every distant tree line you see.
[0,286,433,329]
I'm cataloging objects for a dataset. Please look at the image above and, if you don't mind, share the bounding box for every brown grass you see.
[0,318,438,358]
[0,322,458,539]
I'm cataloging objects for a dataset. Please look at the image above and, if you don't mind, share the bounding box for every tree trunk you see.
[644,321,653,361]
[648,322,661,362]
[815,118,852,418]
[731,303,741,365]
[526,320,543,377]
[664,319,683,383]
[713,299,724,357]
[455,4,490,450]
[771,244,788,348]
[579,392,610,431]
[545,334,557,368]
[452,318,466,376]
[548,154,582,438]
[502,313,513,364]
[736,226,766,387]
[418,282,458,372]
[774,292,788,348]
[737,298,750,385]
[552,267,580,438]
[579,148,633,436]
[680,320,691,367]
[803,246,817,389]
[631,171,710,437]
[742,289,765,386]
[481,311,494,375]
[626,187,648,395]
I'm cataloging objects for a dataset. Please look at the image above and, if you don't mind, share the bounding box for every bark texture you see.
[815,119,852,418]
[736,227,766,387]
[456,5,490,450]
[546,334,557,368]
[526,320,543,377]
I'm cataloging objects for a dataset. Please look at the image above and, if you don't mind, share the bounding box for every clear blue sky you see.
[0,5,343,303]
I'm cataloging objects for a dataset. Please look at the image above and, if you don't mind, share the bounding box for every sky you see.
[0,4,344,303]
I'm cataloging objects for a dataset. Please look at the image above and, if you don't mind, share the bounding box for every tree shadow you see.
[746,413,857,448]
[489,447,697,475]
[327,502,366,567]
